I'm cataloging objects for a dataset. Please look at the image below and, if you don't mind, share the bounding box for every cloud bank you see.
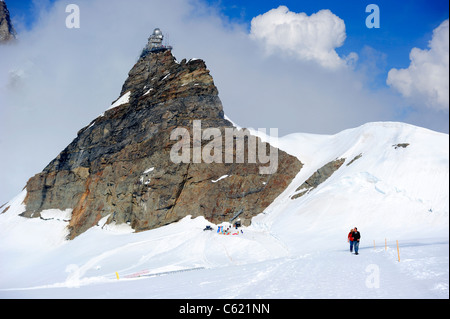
[387,19,449,112]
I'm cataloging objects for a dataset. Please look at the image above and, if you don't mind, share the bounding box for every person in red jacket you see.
[347,228,355,253]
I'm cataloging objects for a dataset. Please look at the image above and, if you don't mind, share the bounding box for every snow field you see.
[0,196,287,293]
[1,236,446,298]
[0,122,448,298]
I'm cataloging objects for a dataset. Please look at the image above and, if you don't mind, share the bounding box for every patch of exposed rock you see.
[292,158,345,200]
[0,1,16,43]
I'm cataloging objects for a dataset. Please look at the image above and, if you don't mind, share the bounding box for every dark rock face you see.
[0,1,16,43]
[393,143,409,149]
[23,49,303,239]
[292,158,345,199]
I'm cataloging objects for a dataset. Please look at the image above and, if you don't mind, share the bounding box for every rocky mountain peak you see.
[20,35,303,239]
[0,0,16,43]
[117,49,221,119]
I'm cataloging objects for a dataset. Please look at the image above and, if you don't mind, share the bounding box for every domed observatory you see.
[148,28,163,50]
[141,28,173,57]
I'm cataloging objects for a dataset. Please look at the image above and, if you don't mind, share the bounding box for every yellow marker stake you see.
[116,272,120,280]
[396,240,400,262]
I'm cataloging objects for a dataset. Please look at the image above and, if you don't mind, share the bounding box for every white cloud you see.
[387,19,449,111]
[249,6,354,69]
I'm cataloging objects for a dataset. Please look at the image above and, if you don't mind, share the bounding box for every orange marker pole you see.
[385,238,387,250]
[396,240,400,262]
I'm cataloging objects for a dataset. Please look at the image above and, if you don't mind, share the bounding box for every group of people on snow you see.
[347,227,361,255]
[218,225,243,235]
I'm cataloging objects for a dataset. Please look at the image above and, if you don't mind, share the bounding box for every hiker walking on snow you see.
[348,228,355,253]
[352,227,361,255]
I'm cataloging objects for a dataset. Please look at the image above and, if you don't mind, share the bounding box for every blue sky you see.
[213,0,448,69]
[3,0,449,133]
[8,0,449,70]
[6,0,449,100]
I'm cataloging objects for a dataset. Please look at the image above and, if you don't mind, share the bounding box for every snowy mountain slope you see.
[0,121,448,298]
[252,122,449,252]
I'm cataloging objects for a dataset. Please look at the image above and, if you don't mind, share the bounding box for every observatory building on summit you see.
[140,28,172,58]
[145,28,172,53]
[148,28,164,50]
